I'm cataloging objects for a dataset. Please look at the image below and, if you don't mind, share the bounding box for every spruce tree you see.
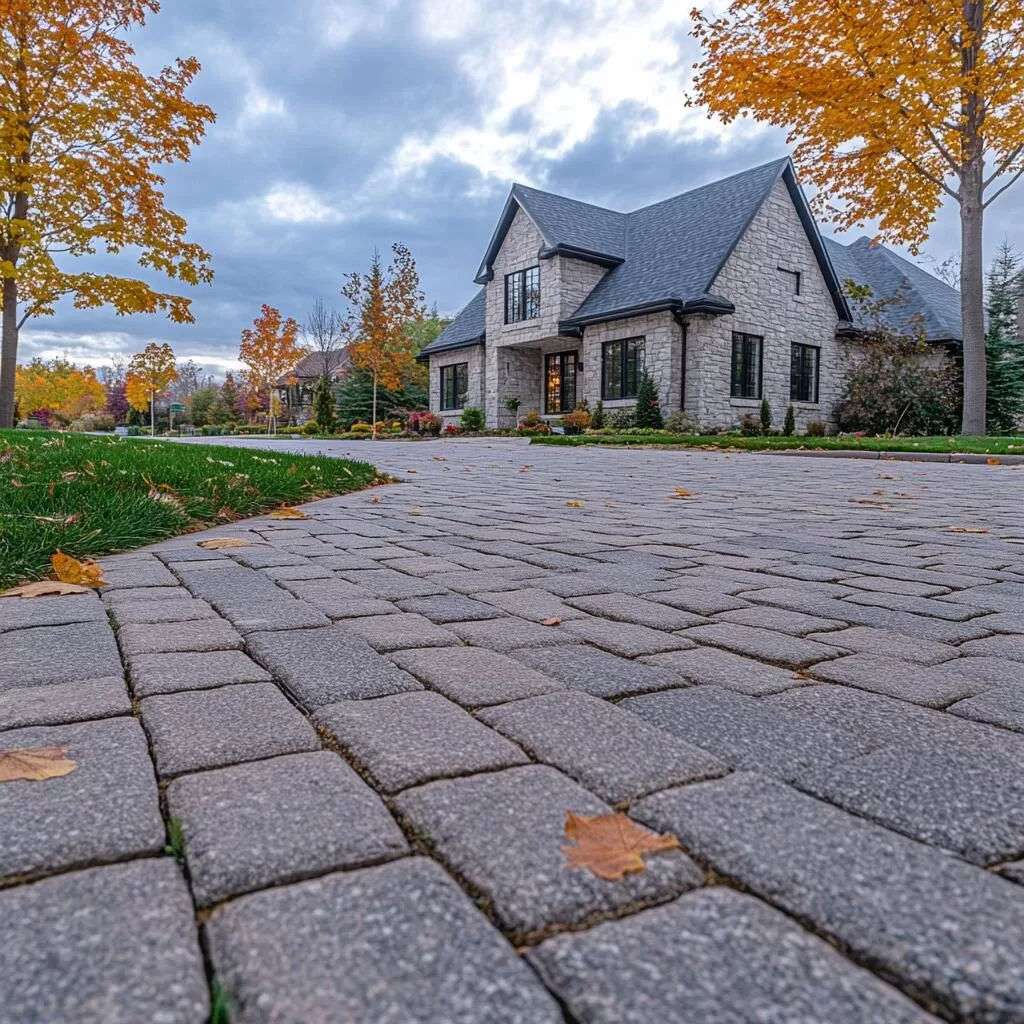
[984,242,1024,435]
[312,375,337,432]
[634,373,663,429]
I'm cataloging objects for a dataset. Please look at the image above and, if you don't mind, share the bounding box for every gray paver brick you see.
[218,599,331,633]
[0,621,122,690]
[961,633,1024,663]
[447,616,578,651]
[716,605,848,635]
[246,627,423,708]
[478,690,726,803]
[394,765,703,936]
[102,585,188,606]
[647,587,750,615]
[317,691,528,792]
[528,887,939,1024]
[390,646,563,707]
[0,859,208,1024]
[632,773,1024,1024]
[117,618,243,655]
[475,587,590,621]
[0,717,163,880]
[108,597,218,626]
[805,626,960,665]
[565,593,708,630]
[0,676,130,731]
[396,593,506,622]
[679,623,846,668]
[949,686,1024,732]
[167,751,408,906]
[0,592,106,632]
[509,644,686,699]
[642,646,812,695]
[338,611,461,652]
[205,856,563,1024]
[561,617,695,656]
[97,558,179,589]
[141,682,319,777]
[177,563,285,604]
[128,650,272,696]
[335,568,448,599]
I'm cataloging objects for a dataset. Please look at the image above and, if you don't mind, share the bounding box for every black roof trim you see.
[559,294,736,331]
[537,243,625,269]
[415,335,484,363]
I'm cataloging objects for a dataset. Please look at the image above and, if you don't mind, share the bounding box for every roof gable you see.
[823,236,963,342]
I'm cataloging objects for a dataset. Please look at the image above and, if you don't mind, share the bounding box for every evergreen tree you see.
[984,241,1024,434]
[312,375,337,432]
[335,368,427,427]
[634,373,663,429]
[220,371,239,420]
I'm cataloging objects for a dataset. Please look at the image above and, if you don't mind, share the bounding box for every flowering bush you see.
[443,423,463,435]
[561,410,592,435]
[350,421,372,433]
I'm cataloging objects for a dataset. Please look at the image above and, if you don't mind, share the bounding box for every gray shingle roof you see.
[417,288,486,359]
[275,348,352,385]
[823,236,962,342]
[510,183,626,259]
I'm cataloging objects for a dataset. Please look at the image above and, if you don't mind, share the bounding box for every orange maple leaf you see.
[562,811,680,881]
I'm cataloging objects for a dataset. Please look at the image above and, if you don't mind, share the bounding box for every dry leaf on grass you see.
[0,745,77,783]
[51,550,107,588]
[563,811,680,880]
[198,538,250,550]
[31,513,81,526]
[1,580,93,599]
[948,526,989,534]
[269,507,310,520]
[539,616,562,626]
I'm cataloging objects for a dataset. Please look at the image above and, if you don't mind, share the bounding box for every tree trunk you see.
[150,393,155,436]
[959,0,987,436]
[0,277,17,428]
[371,372,378,439]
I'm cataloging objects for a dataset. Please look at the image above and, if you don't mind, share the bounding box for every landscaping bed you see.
[0,431,381,588]
[530,433,1024,455]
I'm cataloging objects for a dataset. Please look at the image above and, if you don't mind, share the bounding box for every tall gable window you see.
[601,337,644,400]
[730,332,763,399]
[440,363,469,410]
[505,267,540,323]
[790,343,820,403]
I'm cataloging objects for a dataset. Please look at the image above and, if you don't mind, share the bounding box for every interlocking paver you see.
[475,587,590,621]
[949,686,1024,732]
[961,633,1024,663]
[117,618,243,655]
[338,611,461,651]
[565,592,708,630]
[446,616,578,651]
[167,751,408,906]
[205,857,563,1023]
[805,625,959,664]
[108,597,218,626]
[394,765,703,936]
[128,649,272,696]
[561,617,694,656]
[509,643,686,698]
[0,676,130,731]
[391,646,563,706]
[679,623,846,668]
[246,626,422,708]
[528,887,939,1024]
[217,598,331,633]
[642,646,812,695]
[0,859,208,1024]
[0,717,163,879]
[0,621,122,689]
[317,691,528,792]
[141,682,320,777]
[478,690,726,802]
[715,605,847,635]
[633,773,1024,1024]
[0,592,106,632]
[396,593,506,622]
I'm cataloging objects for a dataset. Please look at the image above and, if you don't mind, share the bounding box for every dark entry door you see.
[545,351,578,414]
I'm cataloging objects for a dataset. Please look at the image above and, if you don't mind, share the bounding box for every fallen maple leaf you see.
[518,465,532,473]
[198,538,250,549]
[539,616,562,626]
[948,526,989,534]
[669,487,692,498]
[0,744,77,783]
[563,811,680,880]
[566,500,583,508]
[369,495,382,504]
[51,551,107,588]
[987,458,1001,466]
[408,507,423,515]
[1,580,93,599]
[432,455,447,462]
[269,507,310,520]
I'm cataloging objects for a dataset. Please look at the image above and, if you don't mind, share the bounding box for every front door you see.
[545,351,578,414]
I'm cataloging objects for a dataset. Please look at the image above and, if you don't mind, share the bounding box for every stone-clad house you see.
[419,158,963,431]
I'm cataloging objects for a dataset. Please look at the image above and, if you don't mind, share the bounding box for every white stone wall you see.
[688,178,842,431]
[555,256,609,320]
[428,345,485,427]
[581,311,684,416]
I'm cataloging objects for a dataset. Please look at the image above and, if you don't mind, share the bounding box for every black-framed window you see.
[778,267,801,295]
[545,351,578,414]
[440,362,468,410]
[790,343,820,403]
[601,337,644,400]
[730,332,763,399]
[504,266,540,323]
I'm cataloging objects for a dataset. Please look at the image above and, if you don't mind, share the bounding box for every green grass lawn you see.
[0,432,381,589]
[531,433,1024,455]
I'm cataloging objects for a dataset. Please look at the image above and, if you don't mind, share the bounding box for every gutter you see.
[558,295,734,333]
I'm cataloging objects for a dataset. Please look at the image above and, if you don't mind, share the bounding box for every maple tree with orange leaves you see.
[14,357,105,424]
[0,0,216,428]
[690,0,1024,435]
[126,342,178,434]
[341,244,425,437]
[238,304,304,433]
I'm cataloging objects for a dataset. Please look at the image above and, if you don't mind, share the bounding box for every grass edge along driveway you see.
[0,431,381,589]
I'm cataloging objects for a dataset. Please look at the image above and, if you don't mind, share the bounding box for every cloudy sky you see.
[22,0,1024,375]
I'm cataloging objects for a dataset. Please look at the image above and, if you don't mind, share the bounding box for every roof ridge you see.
[511,181,622,218]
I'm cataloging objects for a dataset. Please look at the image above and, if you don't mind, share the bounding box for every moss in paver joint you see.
[164,817,186,864]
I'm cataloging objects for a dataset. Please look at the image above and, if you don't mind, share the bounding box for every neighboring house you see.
[419,158,963,430]
[275,349,353,424]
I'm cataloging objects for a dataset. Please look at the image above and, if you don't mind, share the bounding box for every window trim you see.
[777,266,802,295]
[544,350,579,415]
[790,342,820,404]
[439,362,469,411]
[601,336,645,400]
[504,266,540,324]
[730,332,763,400]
